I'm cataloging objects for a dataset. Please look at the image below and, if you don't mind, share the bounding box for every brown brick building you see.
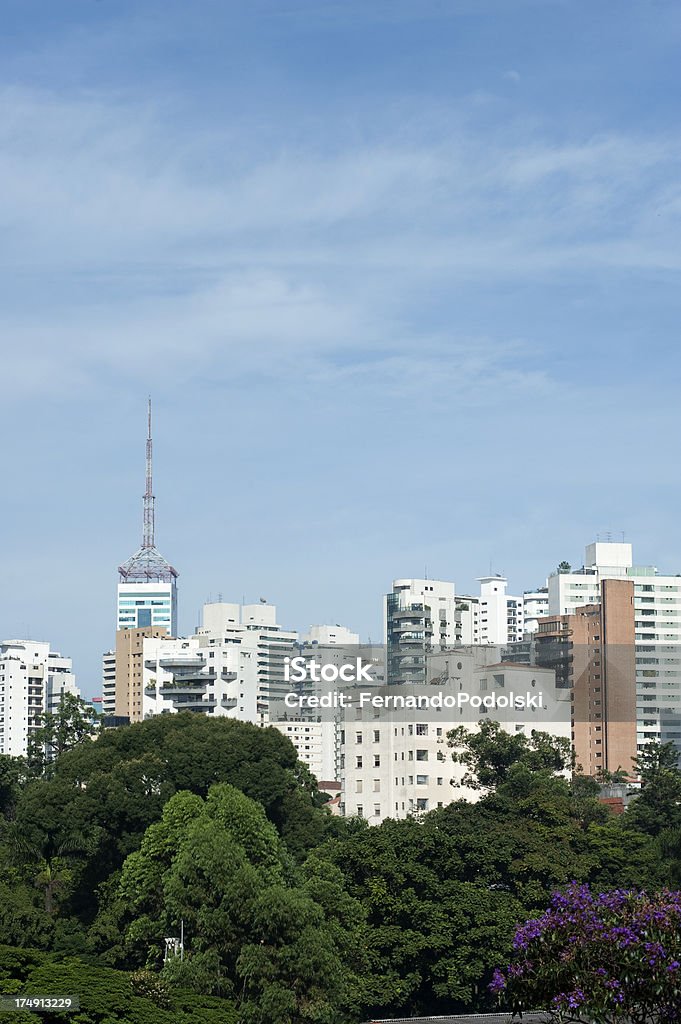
[535,578,637,778]
[114,626,169,722]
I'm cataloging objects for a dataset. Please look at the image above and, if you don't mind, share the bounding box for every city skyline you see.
[2,0,681,694]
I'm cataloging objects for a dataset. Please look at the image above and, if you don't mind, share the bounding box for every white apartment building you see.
[523,588,550,635]
[303,625,360,646]
[274,641,385,783]
[385,579,458,684]
[477,576,524,644]
[142,601,297,726]
[270,720,330,780]
[548,541,681,750]
[340,646,569,821]
[0,640,79,757]
[102,649,116,716]
[142,604,372,783]
[455,596,480,645]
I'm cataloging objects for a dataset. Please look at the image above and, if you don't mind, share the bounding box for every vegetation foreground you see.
[2,706,681,1022]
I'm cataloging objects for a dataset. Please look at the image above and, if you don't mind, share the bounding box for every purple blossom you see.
[489,884,681,1022]
[489,968,506,994]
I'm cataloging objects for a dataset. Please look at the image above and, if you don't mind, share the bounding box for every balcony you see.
[391,604,424,617]
[221,668,238,681]
[172,695,217,711]
[159,655,204,669]
[158,681,207,697]
[221,696,238,709]
[390,618,425,632]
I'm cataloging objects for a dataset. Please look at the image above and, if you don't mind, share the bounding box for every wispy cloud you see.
[1,85,679,400]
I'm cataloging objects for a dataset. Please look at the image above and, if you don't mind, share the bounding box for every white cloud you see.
[0,84,679,400]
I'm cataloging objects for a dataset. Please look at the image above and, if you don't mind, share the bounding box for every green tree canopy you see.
[448,720,574,792]
[98,784,363,1024]
[27,694,99,775]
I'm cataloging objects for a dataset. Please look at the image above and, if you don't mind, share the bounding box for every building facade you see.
[384,579,457,684]
[523,587,549,635]
[340,646,570,821]
[142,601,298,727]
[477,576,525,644]
[115,626,169,722]
[102,649,116,716]
[548,541,681,752]
[536,578,637,778]
[0,640,79,757]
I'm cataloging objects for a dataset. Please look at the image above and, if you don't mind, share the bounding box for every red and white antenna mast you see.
[143,396,155,550]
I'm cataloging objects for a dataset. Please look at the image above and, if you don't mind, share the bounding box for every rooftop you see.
[118,545,178,582]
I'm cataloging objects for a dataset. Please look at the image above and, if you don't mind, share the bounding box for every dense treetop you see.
[1,704,681,1022]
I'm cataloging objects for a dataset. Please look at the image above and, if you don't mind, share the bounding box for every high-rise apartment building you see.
[102,649,116,716]
[115,626,169,722]
[548,541,681,752]
[523,588,549,635]
[142,601,297,726]
[477,576,524,644]
[0,640,79,756]
[536,579,637,778]
[384,579,457,684]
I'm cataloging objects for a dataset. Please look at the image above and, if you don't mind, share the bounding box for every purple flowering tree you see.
[490,883,681,1023]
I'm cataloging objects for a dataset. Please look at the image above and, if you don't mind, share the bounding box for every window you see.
[356,731,362,744]
[374,804,381,819]
[416,749,428,761]
[356,805,364,818]
[416,774,428,785]
[374,754,381,767]
[416,723,428,736]
[356,756,363,768]
[373,779,380,792]
[373,730,380,742]
[356,780,363,793]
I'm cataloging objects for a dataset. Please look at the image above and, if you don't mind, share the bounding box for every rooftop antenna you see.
[143,396,155,550]
[118,397,178,581]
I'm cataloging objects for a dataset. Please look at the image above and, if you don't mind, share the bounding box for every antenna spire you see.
[118,396,177,581]
[143,396,155,549]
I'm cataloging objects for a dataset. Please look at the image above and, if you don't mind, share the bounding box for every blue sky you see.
[1,0,680,696]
